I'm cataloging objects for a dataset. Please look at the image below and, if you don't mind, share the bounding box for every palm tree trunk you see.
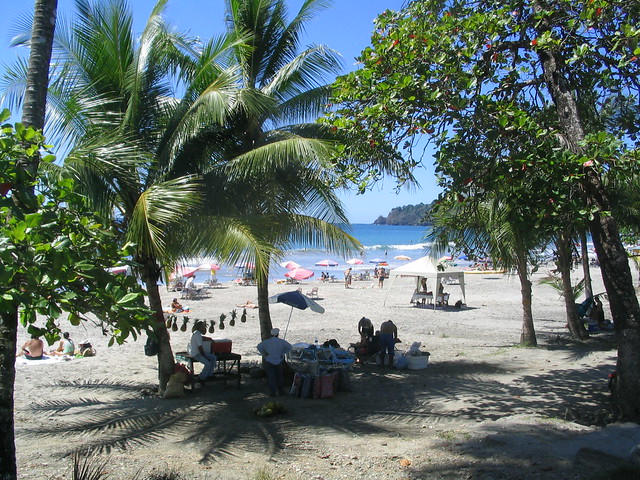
[138,256,174,394]
[516,250,537,347]
[556,234,588,340]
[2,3,58,479]
[0,310,18,480]
[256,260,273,341]
[22,0,57,132]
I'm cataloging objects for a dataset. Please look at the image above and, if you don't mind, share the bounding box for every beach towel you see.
[15,355,75,365]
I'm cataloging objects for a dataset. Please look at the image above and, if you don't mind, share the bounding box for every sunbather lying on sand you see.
[236,300,258,308]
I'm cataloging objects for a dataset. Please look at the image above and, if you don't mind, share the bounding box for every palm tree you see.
[3,0,274,392]
[429,196,548,346]
[1,1,58,478]
[207,0,364,340]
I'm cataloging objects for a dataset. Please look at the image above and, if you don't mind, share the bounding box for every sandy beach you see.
[13,266,640,480]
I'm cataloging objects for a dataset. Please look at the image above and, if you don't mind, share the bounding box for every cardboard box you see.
[212,338,232,354]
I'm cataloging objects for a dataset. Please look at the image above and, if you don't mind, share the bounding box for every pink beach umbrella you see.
[315,259,338,267]
[394,255,412,261]
[171,266,198,279]
[107,266,128,275]
[280,260,301,270]
[284,267,315,281]
[346,258,364,265]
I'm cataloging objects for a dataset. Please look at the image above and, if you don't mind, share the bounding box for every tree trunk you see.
[556,234,588,340]
[0,311,18,480]
[585,172,640,420]
[537,43,640,421]
[2,3,58,480]
[256,262,273,341]
[138,256,174,394]
[22,0,57,132]
[516,250,537,346]
[580,230,593,300]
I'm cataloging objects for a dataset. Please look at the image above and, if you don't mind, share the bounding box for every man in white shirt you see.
[257,328,292,396]
[188,321,217,382]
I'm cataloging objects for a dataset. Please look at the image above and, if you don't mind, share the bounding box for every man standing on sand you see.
[379,320,398,367]
[19,334,45,360]
[257,328,292,396]
[344,267,352,289]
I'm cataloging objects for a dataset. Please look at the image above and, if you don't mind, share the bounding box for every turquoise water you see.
[187,224,433,283]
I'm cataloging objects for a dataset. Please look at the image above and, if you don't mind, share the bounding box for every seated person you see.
[188,321,217,382]
[50,332,75,356]
[171,298,188,313]
[19,335,45,360]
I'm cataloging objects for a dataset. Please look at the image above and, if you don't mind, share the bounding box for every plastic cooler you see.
[407,353,429,370]
[212,338,232,354]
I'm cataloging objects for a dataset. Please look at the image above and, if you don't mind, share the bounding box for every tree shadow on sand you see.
[20,336,619,474]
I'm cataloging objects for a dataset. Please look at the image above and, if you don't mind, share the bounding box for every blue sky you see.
[0,0,439,223]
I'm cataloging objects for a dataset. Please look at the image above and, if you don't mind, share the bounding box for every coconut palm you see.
[428,195,549,346]
[202,0,368,340]
[3,0,275,392]
[1,1,58,478]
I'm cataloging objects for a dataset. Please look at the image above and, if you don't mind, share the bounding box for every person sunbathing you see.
[237,300,258,308]
[50,332,75,356]
[19,335,45,360]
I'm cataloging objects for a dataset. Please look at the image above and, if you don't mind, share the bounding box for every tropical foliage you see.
[0,110,151,343]
[328,0,640,418]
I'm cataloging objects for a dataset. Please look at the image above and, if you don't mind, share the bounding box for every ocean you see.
[183,224,433,284]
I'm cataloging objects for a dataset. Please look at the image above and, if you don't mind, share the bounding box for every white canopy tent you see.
[383,256,466,306]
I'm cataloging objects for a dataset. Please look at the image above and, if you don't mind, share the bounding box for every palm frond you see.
[225,134,336,179]
[127,176,202,258]
[263,45,343,101]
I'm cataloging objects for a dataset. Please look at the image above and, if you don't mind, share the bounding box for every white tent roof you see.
[385,255,466,305]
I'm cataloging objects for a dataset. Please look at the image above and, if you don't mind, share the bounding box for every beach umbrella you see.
[438,255,453,263]
[284,267,315,281]
[315,259,338,267]
[234,261,255,269]
[394,255,412,261]
[197,262,221,271]
[369,258,385,264]
[346,258,364,265]
[269,290,325,339]
[107,266,128,275]
[171,266,198,279]
[280,260,301,270]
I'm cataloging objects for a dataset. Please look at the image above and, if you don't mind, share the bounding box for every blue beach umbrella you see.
[269,290,325,339]
[369,258,385,264]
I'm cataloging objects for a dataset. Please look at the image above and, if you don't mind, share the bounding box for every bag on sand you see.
[78,342,96,357]
[144,337,158,356]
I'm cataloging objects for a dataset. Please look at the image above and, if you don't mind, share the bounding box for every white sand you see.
[13,267,639,480]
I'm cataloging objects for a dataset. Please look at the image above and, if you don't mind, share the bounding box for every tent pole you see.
[383,276,399,306]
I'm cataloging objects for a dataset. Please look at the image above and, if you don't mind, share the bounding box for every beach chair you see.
[307,287,319,299]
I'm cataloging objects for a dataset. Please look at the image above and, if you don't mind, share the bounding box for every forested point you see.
[373,202,433,226]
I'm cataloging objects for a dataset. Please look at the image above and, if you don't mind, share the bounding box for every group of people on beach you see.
[355,316,399,366]
[18,332,76,360]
